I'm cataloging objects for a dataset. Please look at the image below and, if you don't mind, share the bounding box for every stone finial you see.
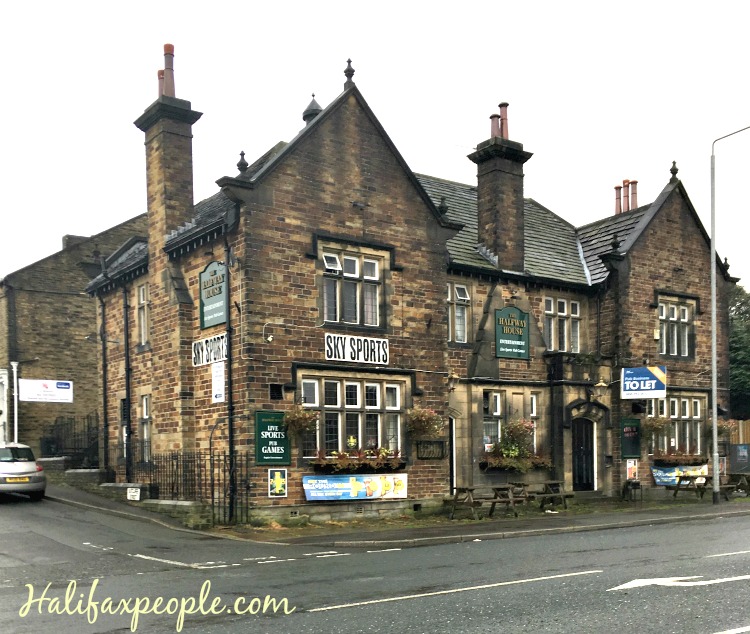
[344,59,355,89]
[237,151,248,173]
[611,233,621,252]
[670,161,679,183]
[438,197,449,215]
[724,257,730,271]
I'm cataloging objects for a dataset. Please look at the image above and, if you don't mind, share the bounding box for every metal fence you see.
[109,442,252,524]
[39,413,99,468]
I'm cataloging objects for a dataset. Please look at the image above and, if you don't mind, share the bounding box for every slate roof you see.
[416,174,591,286]
[577,206,650,285]
[85,237,148,294]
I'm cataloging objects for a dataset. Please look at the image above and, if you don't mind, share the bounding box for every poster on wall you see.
[302,474,408,501]
[255,411,290,465]
[626,459,638,480]
[621,418,641,459]
[651,463,708,486]
[211,362,225,403]
[268,469,288,497]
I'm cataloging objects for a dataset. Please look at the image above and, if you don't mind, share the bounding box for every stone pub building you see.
[87,45,735,522]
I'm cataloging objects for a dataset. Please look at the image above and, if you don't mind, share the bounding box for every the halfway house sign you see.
[495,307,530,360]
[200,261,227,329]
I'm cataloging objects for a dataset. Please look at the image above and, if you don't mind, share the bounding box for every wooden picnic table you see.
[669,474,736,500]
[449,484,529,519]
[525,480,573,509]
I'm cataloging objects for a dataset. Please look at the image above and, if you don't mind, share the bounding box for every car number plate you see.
[5,477,30,483]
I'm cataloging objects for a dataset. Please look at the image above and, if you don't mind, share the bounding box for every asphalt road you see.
[1,493,749,633]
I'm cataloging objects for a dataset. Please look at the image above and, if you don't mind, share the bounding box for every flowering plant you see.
[283,404,319,435]
[715,419,739,437]
[309,448,404,472]
[480,419,549,472]
[641,417,672,437]
[405,406,445,438]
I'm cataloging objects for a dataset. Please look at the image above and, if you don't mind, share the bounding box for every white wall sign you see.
[18,379,74,403]
[324,333,389,365]
[212,362,225,403]
[192,332,228,367]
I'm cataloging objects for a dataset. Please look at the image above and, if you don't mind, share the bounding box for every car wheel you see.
[28,492,45,502]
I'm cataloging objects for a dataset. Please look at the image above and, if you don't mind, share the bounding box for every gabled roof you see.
[215,80,462,234]
[578,206,650,285]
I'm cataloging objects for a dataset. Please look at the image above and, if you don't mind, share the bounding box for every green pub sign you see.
[621,418,641,459]
[199,261,227,329]
[255,411,290,465]
[494,307,530,360]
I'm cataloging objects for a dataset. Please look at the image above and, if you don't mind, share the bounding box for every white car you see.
[0,442,46,501]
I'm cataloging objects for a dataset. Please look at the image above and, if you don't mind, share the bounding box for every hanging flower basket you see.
[640,417,672,438]
[283,404,319,435]
[405,406,445,439]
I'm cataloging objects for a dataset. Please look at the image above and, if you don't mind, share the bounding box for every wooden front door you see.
[572,418,595,491]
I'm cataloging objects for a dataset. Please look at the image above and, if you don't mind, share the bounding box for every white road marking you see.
[609,574,750,591]
[307,570,603,612]
[366,548,402,553]
[706,549,750,558]
[712,627,750,634]
[242,556,277,561]
[129,553,195,568]
[258,558,297,564]
[315,553,351,558]
[304,551,339,556]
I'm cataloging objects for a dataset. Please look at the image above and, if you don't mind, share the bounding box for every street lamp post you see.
[710,125,750,504]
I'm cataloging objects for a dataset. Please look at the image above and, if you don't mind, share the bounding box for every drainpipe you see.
[122,287,133,483]
[224,234,236,522]
[98,294,110,474]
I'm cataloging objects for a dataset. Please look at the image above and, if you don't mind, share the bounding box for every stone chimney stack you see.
[468,103,532,272]
[134,44,202,263]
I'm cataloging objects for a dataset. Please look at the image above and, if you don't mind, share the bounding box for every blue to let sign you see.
[620,366,667,399]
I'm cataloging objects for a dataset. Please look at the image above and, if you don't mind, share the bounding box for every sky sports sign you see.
[620,366,667,399]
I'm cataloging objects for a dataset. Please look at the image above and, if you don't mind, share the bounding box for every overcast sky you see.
[2,1,748,287]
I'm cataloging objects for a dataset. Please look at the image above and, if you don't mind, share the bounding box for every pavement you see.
[44,482,750,549]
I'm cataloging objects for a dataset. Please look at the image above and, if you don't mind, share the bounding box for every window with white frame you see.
[447,282,471,343]
[658,299,693,357]
[543,297,581,353]
[137,283,150,346]
[139,394,152,462]
[647,396,702,455]
[482,390,503,451]
[322,250,382,327]
[300,378,403,457]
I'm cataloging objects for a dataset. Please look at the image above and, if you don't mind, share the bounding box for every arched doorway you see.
[572,418,595,491]
[565,398,609,493]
